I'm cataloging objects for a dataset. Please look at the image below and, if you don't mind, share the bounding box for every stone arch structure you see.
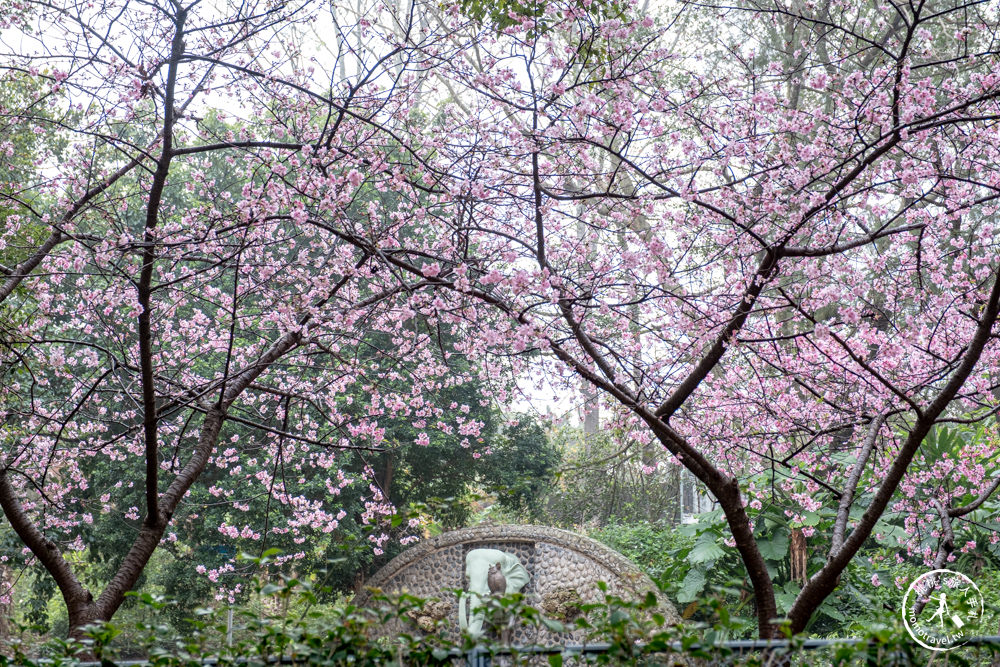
[355,524,679,644]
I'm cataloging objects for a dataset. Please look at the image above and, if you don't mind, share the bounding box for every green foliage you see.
[593,496,1000,640]
[2,566,994,666]
[590,522,693,587]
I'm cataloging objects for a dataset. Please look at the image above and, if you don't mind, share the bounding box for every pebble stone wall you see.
[354,524,679,645]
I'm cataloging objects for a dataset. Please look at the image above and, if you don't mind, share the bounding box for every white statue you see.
[457,548,529,639]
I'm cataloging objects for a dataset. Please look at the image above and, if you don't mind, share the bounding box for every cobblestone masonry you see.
[354,524,680,645]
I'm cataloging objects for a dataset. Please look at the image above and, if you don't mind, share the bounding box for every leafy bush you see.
[590,522,694,587]
[592,511,1000,641]
[2,573,993,667]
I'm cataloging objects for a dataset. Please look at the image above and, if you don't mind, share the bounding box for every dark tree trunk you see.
[790,529,808,586]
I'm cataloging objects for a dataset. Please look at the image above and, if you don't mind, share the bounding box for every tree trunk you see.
[67,603,100,642]
[715,480,780,639]
[790,529,808,586]
[381,452,394,499]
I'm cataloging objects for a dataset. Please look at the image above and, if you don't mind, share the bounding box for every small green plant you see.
[2,551,997,667]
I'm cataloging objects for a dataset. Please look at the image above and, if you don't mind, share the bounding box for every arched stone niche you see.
[354,524,679,644]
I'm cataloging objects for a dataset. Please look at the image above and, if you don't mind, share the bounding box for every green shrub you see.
[591,521,694,587]
[3,582,988,667]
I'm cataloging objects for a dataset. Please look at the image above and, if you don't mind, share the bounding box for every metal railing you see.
[40,636,1000,667]
[458,636,1000,666]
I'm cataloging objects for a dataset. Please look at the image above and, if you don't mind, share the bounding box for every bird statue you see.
[487,562,506,596]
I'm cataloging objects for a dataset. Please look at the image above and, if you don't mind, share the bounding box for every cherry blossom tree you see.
[318,0,1000,638]
[4,0,1000,642]
[0,0,497,638]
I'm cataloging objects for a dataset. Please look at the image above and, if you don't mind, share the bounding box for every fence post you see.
[465,646,491,667]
